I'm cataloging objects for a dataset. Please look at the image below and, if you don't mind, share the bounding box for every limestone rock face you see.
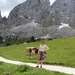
[0,11,2,22]
[8,0,75,28]
[1,0,75,39]
[9,21,46,38]
[0,11,8,33]
[51,0,75,28]
[8,0,51,27]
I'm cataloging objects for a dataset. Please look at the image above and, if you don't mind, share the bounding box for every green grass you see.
[0,62,69,75]
[0,37,75,68]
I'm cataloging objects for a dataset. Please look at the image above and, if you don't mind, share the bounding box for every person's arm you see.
[38,45,41,54]
[45,45,49,50]
[39,45,41,50]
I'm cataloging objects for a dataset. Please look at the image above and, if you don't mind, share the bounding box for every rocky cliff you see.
[0,14,8,31]
[51,0,75,28]
[8,0,75,28]
[8,0,51,27]
[0,0,75,39]
[0,11,2,23]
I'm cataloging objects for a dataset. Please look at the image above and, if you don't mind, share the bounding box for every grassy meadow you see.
[0,37,75,68]
[0,62,69,75]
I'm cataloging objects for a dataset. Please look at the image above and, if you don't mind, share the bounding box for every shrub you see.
[30,36,36,42]
[47,38,53,40]
[0,36,3,43]
[5,42,12,46]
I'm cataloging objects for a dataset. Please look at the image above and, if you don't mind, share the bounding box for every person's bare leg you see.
[40,60,43,68]
[36,60,40,67]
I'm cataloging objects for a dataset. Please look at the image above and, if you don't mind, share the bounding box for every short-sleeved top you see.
[39,44,49,52]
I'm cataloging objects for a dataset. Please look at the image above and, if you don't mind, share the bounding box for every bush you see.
[47,38,53,40]
[0,36,3,43]
[30,36,36,42]
[4,36,36,46]
[36,38,41,41]
[5,42,12,46]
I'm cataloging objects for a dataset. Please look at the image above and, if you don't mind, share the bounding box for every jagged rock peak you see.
[40,0,50,8]
[0,11,1,16]
[26,0,50,5]
[39,0,50,5]
[8,0,51,27]
[25,0,50,9]
[0,11,2,22]
[51,0,75,15]
[51,0,75,28]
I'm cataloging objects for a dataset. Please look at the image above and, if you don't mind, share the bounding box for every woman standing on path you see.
[36,41,49,68]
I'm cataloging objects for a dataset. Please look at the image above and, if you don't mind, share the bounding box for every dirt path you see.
[0,56,75,75]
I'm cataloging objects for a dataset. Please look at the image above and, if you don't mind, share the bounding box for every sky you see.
[0,0,56,18]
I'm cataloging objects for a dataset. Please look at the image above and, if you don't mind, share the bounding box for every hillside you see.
[0,37,75,68]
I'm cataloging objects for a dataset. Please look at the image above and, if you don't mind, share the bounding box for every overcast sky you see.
[0,0,56,17]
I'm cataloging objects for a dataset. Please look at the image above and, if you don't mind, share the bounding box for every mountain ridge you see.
[0,0,75,39]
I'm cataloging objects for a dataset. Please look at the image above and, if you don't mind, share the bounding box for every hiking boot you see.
[40,66,42,68]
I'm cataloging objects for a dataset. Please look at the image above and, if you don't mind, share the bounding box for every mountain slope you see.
[51,0,75,28]
[8,0,51,27]
[9,20,45,38]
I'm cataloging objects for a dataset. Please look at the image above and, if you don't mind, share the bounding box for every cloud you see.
[0,0,26,17]
[0,0,26,11]
[0,0,55,17]
[1,11,10,17]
